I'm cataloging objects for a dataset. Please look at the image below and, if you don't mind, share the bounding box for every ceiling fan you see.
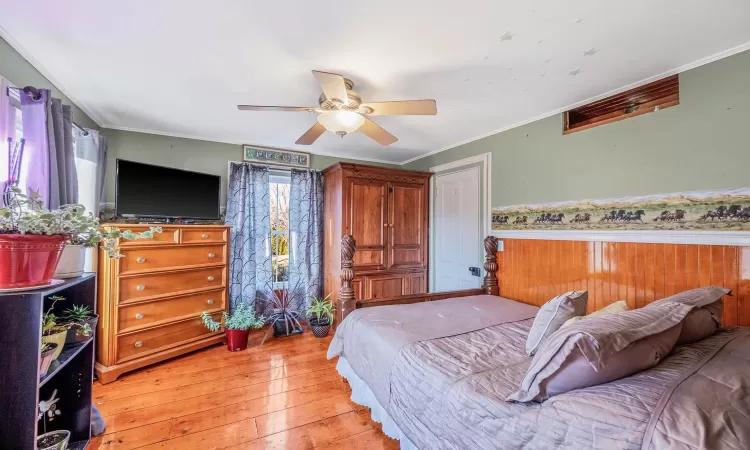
[237,71,437,146]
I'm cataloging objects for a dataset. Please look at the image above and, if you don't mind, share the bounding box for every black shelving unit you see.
[0,274,96,450]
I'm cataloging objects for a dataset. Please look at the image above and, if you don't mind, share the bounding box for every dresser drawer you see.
[119,267,224,303]
[119,245,226,274]
[182,228,227,244]
[117,313,221,362]
[118,290,225,333]
[116,226,180,246]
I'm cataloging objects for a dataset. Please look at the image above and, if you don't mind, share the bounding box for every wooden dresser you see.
[323,163,431,323]
[95,224,229,383]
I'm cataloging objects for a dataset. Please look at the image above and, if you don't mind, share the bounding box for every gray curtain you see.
[288,169,324,315]
[225,163,272,312]
[74,128,108,214]
[47,95,77,208]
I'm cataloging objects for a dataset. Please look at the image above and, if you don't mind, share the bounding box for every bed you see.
[327,235,750,450]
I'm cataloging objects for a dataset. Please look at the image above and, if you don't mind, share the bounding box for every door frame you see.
[428,152,492,292]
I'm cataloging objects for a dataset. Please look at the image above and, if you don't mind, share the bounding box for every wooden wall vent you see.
[563,74,679,134]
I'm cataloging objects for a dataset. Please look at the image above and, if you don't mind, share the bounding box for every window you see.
[270,173,291,288]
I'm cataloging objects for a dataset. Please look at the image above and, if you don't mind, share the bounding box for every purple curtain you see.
[20,89,49,205]
[19,89,77,208]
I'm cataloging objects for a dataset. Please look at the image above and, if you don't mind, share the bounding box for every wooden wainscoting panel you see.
[497,239,749,326]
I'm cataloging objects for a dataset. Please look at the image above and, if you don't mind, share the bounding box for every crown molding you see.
[398,40,750,166]
[0,24,104,127]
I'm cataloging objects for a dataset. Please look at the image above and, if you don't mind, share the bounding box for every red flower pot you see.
[0,234,67,289]
[224,329,250,352]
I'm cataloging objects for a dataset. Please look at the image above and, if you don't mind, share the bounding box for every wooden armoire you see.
[323,163,431,322]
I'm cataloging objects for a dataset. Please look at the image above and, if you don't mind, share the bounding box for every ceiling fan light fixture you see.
[317,110,365,137]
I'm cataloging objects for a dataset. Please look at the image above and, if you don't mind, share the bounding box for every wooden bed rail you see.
[337,235,500,323]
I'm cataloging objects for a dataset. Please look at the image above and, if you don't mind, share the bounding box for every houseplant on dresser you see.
[200,303,265,351]
[0,186,160,288]
[307,294,335,338]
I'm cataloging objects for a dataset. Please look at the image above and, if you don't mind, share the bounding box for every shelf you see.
[40,338,93,387]
[0,273,96,298]
[68,439,89,450]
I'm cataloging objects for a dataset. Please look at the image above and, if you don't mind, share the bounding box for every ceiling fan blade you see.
[237,105,317,112]
[361,100,437,115]
[312,70,348,104]
[295,122,326,145]
[359,118,398,146]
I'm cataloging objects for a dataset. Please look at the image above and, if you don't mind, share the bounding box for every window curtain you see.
[225,163,272,312]
[20,88,77,207]
[0,77,13,207]
[74,128,107,272]
[287,169,324,315]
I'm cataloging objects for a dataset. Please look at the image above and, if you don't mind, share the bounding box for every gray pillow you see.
[525,291,588,356]
[646,286,729,344]
[509,300,694,403]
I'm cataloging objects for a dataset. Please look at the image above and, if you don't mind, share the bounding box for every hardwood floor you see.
[89,331,399,450]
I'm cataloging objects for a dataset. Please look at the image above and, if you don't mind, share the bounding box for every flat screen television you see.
[115,159,221,220]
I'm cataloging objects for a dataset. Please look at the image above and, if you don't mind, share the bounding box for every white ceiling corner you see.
[1,0,748,165]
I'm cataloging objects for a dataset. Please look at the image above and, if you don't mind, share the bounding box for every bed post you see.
[338,235,357,325]
[482,236,500,295]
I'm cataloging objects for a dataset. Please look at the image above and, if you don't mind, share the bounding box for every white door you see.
[434,167,482,292]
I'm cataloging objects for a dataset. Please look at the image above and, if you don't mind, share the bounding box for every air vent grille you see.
[563,75,679,134]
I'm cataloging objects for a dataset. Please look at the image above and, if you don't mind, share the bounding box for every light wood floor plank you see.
[314,429,400,450]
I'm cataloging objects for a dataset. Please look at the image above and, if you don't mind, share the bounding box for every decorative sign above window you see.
[242,145,310,168]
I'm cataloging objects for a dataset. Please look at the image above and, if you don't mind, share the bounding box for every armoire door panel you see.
[365,274,408,299]
[409,271,427,295]
[348,178,388,270]
[352,279,363,300]
[388,182,426,270]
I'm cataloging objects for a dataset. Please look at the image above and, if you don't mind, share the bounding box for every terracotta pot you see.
[37,430,70,450]
[39,343,58,377]
[224,329,250,352]
[42,329,68,360]
[0,234,67,289]
[54,244,86,279]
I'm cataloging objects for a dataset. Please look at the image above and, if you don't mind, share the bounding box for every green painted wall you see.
[0,37,99,129]
[102,128,396,203]
[405,50,750,208]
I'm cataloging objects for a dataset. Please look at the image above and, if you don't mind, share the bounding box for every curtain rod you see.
[6,85,89,135]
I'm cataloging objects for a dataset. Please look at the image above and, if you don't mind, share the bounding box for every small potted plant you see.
[200,303,265,352]
[60,304,98,344]
[39,342,58,377]
[0,186,160,287]
[260,290,303,337]
[307,294,335,338]
[37,390,70,449]
[41,296,67,360]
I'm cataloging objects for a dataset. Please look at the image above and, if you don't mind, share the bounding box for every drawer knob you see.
[135,313,144,320]
[207,276,215,281]
[136,257,146,263]
[208,253,216,259]
[136,285,145,291]
[202,233,209,239]
[207,299,215,305]
[134,341,143,348]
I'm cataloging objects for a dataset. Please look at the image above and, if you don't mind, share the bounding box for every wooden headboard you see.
[336,235,500,323]
[336,235,750,327]
[497,239,750,327]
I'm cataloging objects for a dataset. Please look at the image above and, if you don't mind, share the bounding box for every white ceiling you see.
[1,1,749,164]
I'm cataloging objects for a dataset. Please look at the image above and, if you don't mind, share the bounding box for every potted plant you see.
[39,342,58,377]
[307,294,335,338]
[0,186,160,288]
[37,390,70,449]
[200,303,265,352]
[259,289,303,337]
[41,296,68,360]
[60,304,98,344]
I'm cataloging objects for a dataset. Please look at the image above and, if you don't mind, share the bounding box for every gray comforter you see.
[328,297,750,450]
